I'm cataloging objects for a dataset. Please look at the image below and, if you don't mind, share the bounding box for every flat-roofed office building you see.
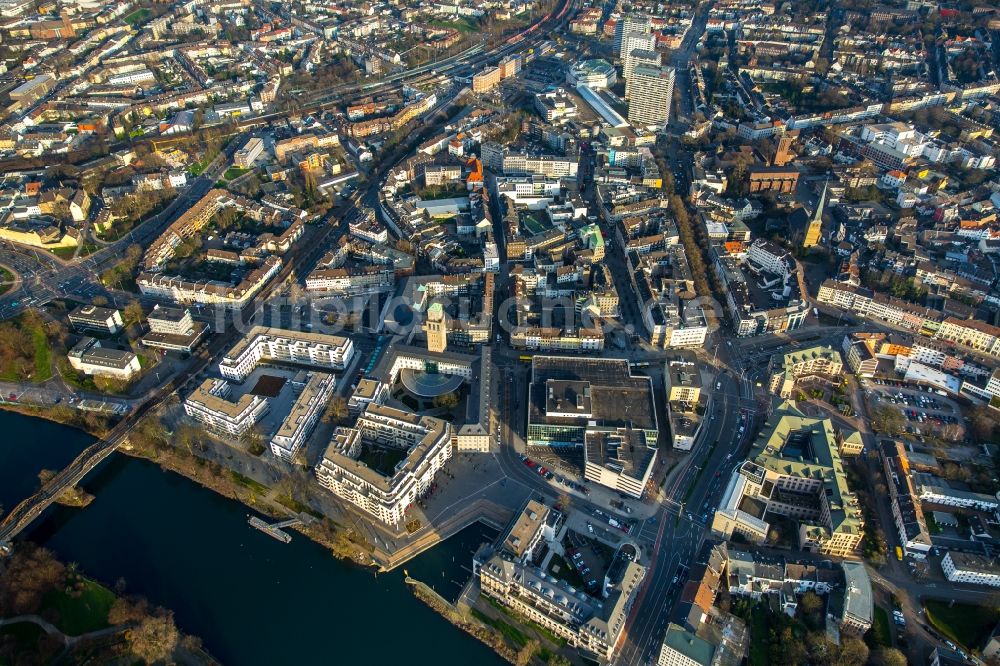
[141,305,209,353]
[67,337,140,379]
[527,356,659,448]
[68,304,124,334]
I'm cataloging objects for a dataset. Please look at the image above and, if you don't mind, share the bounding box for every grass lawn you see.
[223,166,250,181]
[358,445,408,476]
[41,578,115,636]
[31,326,52,381]
[428,17,479,33]
[748,607,770,666]
[482,596,566,647]
[123,7,151,25]
[275,494,323,519]
[229,470,269,495]
[471,607,528,648]
[924,599,1000,650]
[1,315,55,382]
[869,607,892,648]
[50,246,78,259]
[0,266,13,295]
[925,512,942,534]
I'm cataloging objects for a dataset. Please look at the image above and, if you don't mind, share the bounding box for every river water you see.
[1,411,504,665]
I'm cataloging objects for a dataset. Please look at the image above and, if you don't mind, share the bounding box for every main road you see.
[616,339,759,666]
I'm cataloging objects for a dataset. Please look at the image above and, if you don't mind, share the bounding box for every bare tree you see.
[126,614,179,664]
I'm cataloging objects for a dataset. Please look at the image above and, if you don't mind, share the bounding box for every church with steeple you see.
[789,180,828,249]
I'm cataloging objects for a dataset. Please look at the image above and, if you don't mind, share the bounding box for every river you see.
[1,410,505,665]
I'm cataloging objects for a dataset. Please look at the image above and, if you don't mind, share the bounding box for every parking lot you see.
[561,528,615,595]
[867,382,965,436]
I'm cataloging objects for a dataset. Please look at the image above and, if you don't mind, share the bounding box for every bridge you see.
[0,396,157,547]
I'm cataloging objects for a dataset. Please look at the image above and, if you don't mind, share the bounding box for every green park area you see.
[428,17,479,33]
[223,166,251,181]
[0,313,53,382]
[41,577,116,636]
[924,599,1000,650]
[123,8,152,25]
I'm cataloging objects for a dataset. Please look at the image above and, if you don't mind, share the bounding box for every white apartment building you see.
[668,325,708,348]
[67,337,141,380]
[142,304,208,353]
[623,39,659,78]
[107,68,155,85]
[220,326,354,381]
[315,406,452,526]
[305,266,394,293]
[615,13,651,58]
[628,65,675,128]
[68,304,124,334]
[270,372,336,461]
[768,345,844,398]
[234,137,264,169]
[147,305,196,335]
[534,89,578,123]
[138,255,283,309]
[913,474,1000,511]
[942,552,1000,587]
[658,625,715,666]
[478,552,646,661]
[183,378,269,437]
[481,142,579,177]
[584,429,657,498]
[746,238,792,277]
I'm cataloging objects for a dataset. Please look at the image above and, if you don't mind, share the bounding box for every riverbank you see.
[0,401,112,437]
[118,431,376,566]
[0,543,214,665]
[3,409,509,665]
[0,401,375,565]
[1,405,528,664]
[407,576,519,664]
